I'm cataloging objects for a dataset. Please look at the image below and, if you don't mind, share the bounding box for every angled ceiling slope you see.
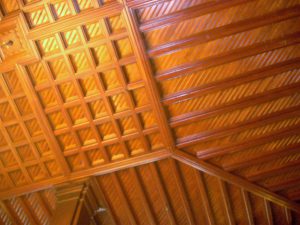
[0,0,299,224]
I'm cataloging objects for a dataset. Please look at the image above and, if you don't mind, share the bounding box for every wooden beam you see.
[149,163,177,224]
[171,81,300,128]
[269,177,300,192]
[170,159,196,225]
[193,171,215,225]
[131,168,157,225]
[139,0,250,32]
[241,190,255,225]
[90,178,118,225]
[196,124,300,159]
[284,207,292,225]
[121,4,176,152]
[172,150,300,213]
[112,173,137,225]
[156,32,300,81]
[219,180,235,225]
[248,160,300,182]
[177,105,300,148]
[149,6,300,57]
[164,57,300,106]
[264,200,274,225]
[0,149,171,200]
[225,143,300,172]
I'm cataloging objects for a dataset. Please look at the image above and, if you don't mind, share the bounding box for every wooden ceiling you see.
[0,0,299,224]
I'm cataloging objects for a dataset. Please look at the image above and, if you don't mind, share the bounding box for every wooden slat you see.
[172,150,300,213]
[112,173,137,225]
[193,170,215,225]
[264,200,274,225]
[219,180,235,225]
[170,159,195,225]
[241,190,255,225]
[131,168,157,225]
[149,163,176,224]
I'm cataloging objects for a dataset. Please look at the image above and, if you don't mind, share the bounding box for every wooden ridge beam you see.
[196,124,300,159]
[156,32,300,81]
[177,105,300,148]
[163,57,300,105]
[0,149,171,200]
[172,150,300,213]
[139,0,250,32]
[170,81,300,128]
[149,5,300,57]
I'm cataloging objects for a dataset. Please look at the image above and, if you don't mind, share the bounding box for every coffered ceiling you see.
[0,0,299,224]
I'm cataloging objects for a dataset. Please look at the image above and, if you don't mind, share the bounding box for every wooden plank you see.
[172,150,300,213]
[111,173,137,225]
[193,171,215,225]
[131,168,157,225]
[170,159,196,225]
[264,200,274,225]
[219,180,235,225]
[241,190,255,225]
[149,163,177,224]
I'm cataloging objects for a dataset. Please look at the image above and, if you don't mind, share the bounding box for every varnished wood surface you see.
[0,0,300,224]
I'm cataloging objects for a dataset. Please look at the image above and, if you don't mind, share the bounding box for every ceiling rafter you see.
[172,150,300,213]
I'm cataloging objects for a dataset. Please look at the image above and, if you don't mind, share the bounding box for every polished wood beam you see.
[172,150,300,213]
[247,160,300,182]
[156,32,300,81]
[121,4,176,151]
[125,0,169,9]
[149,6,300,57]
[241,190,255,225]
[264,200,274,225]
[269,177,300,192]
[90,178,118,225]
[177,105,300,148]
[170,82,300,128]
[284,207,292,225]
[225,143,300,172]
[131,168,157,225]
[196,124,300,159]
[170,159,196,225]
[149,163,176,224]
[193,171,215,225]
[219,180,235,225]
[112,173,137,225]
[164,57,300,105]
[139,0,250,32]
[0,149,171,200]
